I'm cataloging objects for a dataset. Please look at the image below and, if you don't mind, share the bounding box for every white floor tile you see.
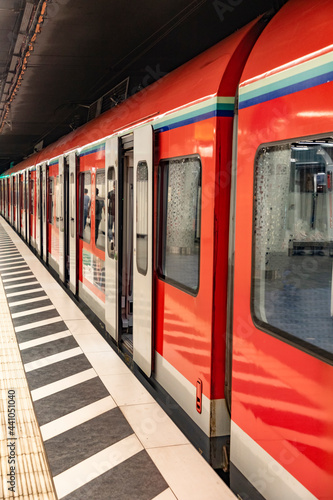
[151,489,178,500]
[64,319,100,335]
[53,434,143,499]
[72,332,111,353]
[40,396,117,441]
[121,402,188,449]
[147,445,236,500]
[85,351,130,376]
[100,372,155,406]
[31,369,97,401]
[24,346,83,372]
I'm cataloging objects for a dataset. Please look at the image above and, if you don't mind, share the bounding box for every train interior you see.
[120,134,134,352]
[253,139,333,354]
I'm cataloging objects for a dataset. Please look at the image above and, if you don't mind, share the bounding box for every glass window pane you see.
[70,173,74,238]
[30,178,34,215]
[107,167,116,258]
[55,176,60,227]
[158,156,201,294]
[253,141,333,357]
[136,161,148,275]
[81,172,91,242]
[48,177,54,224]
[95,170,105,250]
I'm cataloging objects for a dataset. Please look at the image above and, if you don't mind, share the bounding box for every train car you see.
[1,0,333,498]
[230,0,333,498]
[0,14,266,472]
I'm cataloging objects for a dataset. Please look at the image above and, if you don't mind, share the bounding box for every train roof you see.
[2,16,262,177]
[240,0,333,88]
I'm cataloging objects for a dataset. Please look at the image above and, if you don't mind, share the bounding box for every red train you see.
[1,0,333,497]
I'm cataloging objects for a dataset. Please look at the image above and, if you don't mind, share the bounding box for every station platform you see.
[0,217,236,500]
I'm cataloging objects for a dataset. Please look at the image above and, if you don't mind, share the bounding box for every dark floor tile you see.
[21,336,79,363]
[45,408,133,476]
[16,320,68,342]
[13,308,59,327]
[33,377,109,426]
[62,450,168,500]
[26,354,91,391]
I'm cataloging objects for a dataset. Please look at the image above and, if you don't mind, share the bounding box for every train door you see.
[58,156,66,283]
[105,127,153,376]
[6,178,9,221]
[68,152,78,294]
[19,174,22,236]
[22,171,26,239]
[64,157,70,284]
[132,126,153,376]
[27,170,32,246]
[42,163,48,262]
[58,156,70,284]
[105,136,119,341]
[16,174,20,233]
[10,176,14,225]
[14,174,19,232]
[36,164,42,255]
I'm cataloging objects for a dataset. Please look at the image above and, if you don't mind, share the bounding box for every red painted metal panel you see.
[234,1,333,494]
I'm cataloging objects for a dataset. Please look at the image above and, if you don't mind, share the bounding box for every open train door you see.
[133,125,153,377]
[105,136,119,341]
[58,156,65,282]
[42,162,48,262]
[36,164,42,256]
[68,152,78,294]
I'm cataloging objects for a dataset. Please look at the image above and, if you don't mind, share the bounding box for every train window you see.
[56,176,60,227]
[136,161,148,275]
[95,170,105,250]
[48,177,54,224]
[80,172,91,243]
[70,173,75,238]
[157,155,201,294]
[30,178,34,215]
[13,178,16,207]
[107,167,116,258]
[253,140,333,358]
[60,174,64,232]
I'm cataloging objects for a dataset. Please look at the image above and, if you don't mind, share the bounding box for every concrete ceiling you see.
[0,0,287,173]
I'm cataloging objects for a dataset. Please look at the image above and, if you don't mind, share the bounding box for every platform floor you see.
[0,217,235,500]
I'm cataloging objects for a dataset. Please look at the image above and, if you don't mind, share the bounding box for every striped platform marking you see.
[53,434,143,498]
[11,303,56,318]
[19,330,72,350]
[0,223,170,500]
[14,315,64,332]
[6,287,44,298]
[9,297,53,312]
[239,48,333,109]
[24,347,83,372]
[30,368,97,401]
[40,396,117,441]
